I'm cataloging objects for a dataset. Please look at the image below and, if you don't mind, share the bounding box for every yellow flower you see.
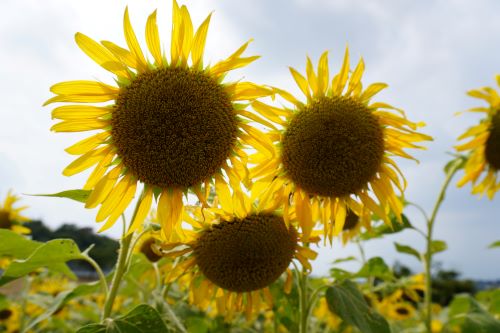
[386,302,415,320]
[45,0,273,236]
[249,48,431,241]
[0,190,30,234]
[456,75,500,199]
[0,306,20,333]
[314,297,343,329]
[157,186,318,321]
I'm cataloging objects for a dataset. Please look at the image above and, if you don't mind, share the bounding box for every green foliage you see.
[360,214,413,240]
[428,240,447,255]
[76,304,168,333]
[394,242,421,261]
[488,240,500,249]
[31,189,91,203]
[325,280,391,333]
[447,294,500,333]
[29,220,119,271]
[0,238,84,285]
[0,229,42,259]
[356,257,394,281]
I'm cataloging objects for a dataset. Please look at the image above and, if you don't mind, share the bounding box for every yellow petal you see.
[123,7,147,71]
[74,32,129,78]
[316,51,329,95]
[101,40,138,69]
[360,82,388,102]
[83,149,115,190]
[170,0,181,64]
[65,132,110,155]
[52,105,111,120]
[332,47,349,95]
[179,5,193,64]
[98,177,137,232]
[289,67,310,99]
[96,174,132,222]
[191,13,212,67]
[347,58,365,96]
[63,146,112,176]
[85,166,122,208]
[145,10,163,66]
[44,94,115,106]
[306,56,318,95]
[127,187,153,235]
[50,80,119,96]
[50,119,110,132]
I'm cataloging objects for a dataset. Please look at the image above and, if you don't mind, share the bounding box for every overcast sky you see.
[0,0,499,279]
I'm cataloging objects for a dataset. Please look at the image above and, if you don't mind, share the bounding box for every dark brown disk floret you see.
[0,211,12,229]
[193,213,298,292]
[112,67,238,188]
[282,96,384,197]
[343,209,360,231]
[485,110,500,170]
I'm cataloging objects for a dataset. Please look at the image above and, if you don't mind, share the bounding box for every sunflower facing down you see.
[249,49,432,241]
[0,190,30,234]
[156,186,318,320]
[45,0,273,236]
[456,75,500,199]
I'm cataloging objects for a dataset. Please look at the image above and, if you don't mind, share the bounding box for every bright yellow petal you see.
[127,187,153,235]
[191,13,212,67]
[85,166,122,208]
[96,174,132,222]
[50,119,110,132]
[316,51,329,95]
[98,177,137,232]
[360,82,388,102]
[63,146,112,176]
[65,132,110,155]
[289,67,310,99]
[306,56,318,95]
[52,105,111,120]
[332,47,349,95]
[74,32,129,78]
[50,81,119,96]
[123,7,147,71]
[347,58,365,96]
[145,10,163,66]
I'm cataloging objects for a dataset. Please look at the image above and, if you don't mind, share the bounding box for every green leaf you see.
[0,239,84,285]
[325,280,391,333]
[448,294,500,333]
[394,242,421,261]
[488,240,500,249]
[333,256,357,264]
[76,304,168,333]
[428,240,447,255]
[360,214,413,240]
[0,229,42,259]
[24,289,74,331]
[356,257,394,281]
[185,317,209,333]
[444,156,467,175]
[29,189,91,203]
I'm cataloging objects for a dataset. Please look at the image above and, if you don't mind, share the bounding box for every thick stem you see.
[298,269,309,333]
[102,232,133,320]
[423,160,461,332]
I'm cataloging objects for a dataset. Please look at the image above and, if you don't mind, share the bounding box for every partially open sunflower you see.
[249,48,432,241]
[456,75,500,199]
[0,190,30,234]
[45,1,273,235]
[157,186,318,320]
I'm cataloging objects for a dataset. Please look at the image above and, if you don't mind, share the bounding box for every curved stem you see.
[423,160,461,332]
[81,253,109,295]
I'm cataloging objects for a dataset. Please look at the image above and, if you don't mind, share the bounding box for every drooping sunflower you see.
[0,190,30,234]
[250,48,432,240]
[456,75,500,199]
[45,0,273,235]
[157,186,318,320]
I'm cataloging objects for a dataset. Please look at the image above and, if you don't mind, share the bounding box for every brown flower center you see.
[485,110,500,170]
[139,237,162,263]
[0,211,12,229]
[112,67,238,188]
[343,209,360,231]
[0,309,12,320]
[193,213,298,292]
[282,96,384,197]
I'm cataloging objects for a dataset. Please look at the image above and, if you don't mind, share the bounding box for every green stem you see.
[81,253,109,295]
[101,191,144,321]
[423,160,461,332]
[298,267,309,333]
[102,232,133,320]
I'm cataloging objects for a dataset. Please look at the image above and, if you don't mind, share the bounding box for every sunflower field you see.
[0,0,499,332]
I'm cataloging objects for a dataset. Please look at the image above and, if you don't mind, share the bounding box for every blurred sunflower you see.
[157,186,318,320]
[0,306,20,333]
[456,75,500,199]
[45,0,273,235]
[0,190,30,234]
[250,49,431,240]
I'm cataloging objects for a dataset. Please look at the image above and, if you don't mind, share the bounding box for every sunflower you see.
[0,190,30,234]
[249,48,431,240]
[0,306,20,333]
[157,186,318,320]
[456,75,500,199]
[45,0,273,235]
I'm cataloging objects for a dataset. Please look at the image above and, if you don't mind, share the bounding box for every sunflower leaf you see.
[76,304,169,333]
[28,189,91,203]
[394,242,422,261]
[325,280,390,333]
[488,240,500,249]
[0,229,42,259]
[0,239,84,286]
